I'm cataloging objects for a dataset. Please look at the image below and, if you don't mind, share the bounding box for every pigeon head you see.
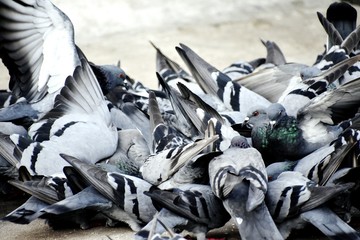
[230,136,250,148]
[243,105,268,128]
[266,103,287,129]
[90,63,128,94]
[100,64,128,89]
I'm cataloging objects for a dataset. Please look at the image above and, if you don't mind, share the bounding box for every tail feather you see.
[0,133,21,169]
[301,207,360,240]
[261,39,286,65]
[1,196,48,224]
[228,200,284,240]
[224,182,283,240]
[157,72,200,138]
[317,11,343,48]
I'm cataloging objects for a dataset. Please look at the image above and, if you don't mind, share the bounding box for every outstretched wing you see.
[0,0,80,102]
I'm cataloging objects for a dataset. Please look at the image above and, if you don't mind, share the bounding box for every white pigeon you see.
[11,55,118,176]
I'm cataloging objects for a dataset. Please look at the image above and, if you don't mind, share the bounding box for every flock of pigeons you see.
[1,0,360,239]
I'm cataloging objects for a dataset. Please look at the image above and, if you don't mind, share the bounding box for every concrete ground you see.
[0,0,357,239]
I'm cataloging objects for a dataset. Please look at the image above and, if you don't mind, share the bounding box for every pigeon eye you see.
[118,73,125,79]
[252,111,259,117]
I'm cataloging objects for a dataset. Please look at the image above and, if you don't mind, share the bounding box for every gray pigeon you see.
[279,54,360,117]
[278,207,360,240]
[61,154,157,231]
[148,90,192,153]
[266,128,360,184]
[208,136,283,240]
[0,0,80,106]
[97,128,150,177]
[314,6,360,86]
[89,62,128,95]
[136,184,230,240]
[265,171,354,223]
[140,134,218,186]
[9,55,118,176]
[8,175,71,205]
[176,43,271,113]
[157,73,245,151]
[157,151,222,190]
[247,82,360,163]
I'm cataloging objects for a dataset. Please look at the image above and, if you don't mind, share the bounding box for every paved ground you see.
[0,0,358,239]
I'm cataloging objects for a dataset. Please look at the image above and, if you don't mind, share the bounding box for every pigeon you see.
[95,129,150,178]
[265,171,354,223]
[176,43,271,113]
[152,42,229,120]
[89,62,128,95]
[327,165,360,221]
[147,90,194,155]
[160,79,245,151]
[223,39,287,82]
[135,184,230,240]
[266,128,360,185]
[1,171,90,227]
[0,0,80,103]
[278,206,360,240]
[0,133,21,175]
[118,102,152,142]
[107,101,152,147]
[8,55,118,176]
[278,54,360,117]
[237,11,360,109]
[156,72,203,139]
[176,81,247,130]
[208,135,283,240]
[4,168,107,229]
[140,133,219,186]
[246,77,360,163]
[157,150,222,190]
[61,154,158,231]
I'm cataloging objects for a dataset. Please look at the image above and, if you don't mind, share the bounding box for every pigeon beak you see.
[269,120,277,130]
[242,117,251,128]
